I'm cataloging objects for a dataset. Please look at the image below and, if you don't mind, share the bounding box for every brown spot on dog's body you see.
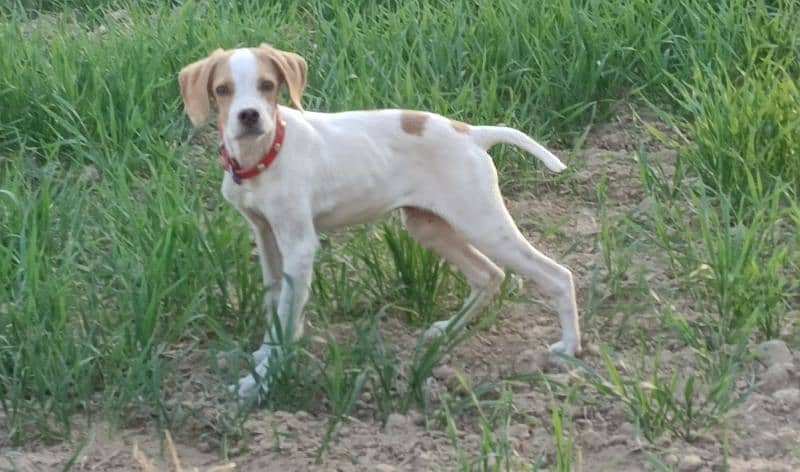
[401,111,429,136]
[451,120,470,134]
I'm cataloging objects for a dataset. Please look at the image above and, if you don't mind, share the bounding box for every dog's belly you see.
[309,141,413,231]
[313,196,399,230]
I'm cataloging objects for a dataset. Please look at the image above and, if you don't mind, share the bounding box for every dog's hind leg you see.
[402,207,505,338]
[431,150,581,360]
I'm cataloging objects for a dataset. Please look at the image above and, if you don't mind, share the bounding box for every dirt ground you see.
[2,113,798,471]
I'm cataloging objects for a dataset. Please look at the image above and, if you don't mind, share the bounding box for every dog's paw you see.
[230,358,270,399]
[252,344,271,365]
[547,339,581,365]
[423,320,450,340]
[233,374,257,398]
[233,373,269,399]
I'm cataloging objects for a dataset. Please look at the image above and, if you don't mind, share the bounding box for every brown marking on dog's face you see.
[251,43,307,111]
[400,111,429,136]
[208,57,234,130]
[450,119,470,134]
[251,52,281,108]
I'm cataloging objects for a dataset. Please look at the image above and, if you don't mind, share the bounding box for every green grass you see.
[1,0,799,467]
[453,382,518,471]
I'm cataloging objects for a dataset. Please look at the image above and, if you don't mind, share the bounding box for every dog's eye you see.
[259,80,275,92]
[215,84,230,96]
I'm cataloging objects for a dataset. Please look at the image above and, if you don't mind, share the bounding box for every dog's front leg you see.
[246,211,283,309]
[242,210,283,365]
[268,234,317,343]
[236,217,318,399]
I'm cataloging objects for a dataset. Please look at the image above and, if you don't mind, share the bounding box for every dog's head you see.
[178,44,306,145]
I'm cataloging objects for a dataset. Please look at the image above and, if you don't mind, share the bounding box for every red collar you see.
[218,112,286,184]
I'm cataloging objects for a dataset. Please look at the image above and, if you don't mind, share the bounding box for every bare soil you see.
[2,112,798,471]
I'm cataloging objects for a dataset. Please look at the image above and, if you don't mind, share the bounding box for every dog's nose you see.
[238,108,260,127]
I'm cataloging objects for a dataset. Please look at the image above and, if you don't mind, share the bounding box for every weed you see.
[382,222,460,326]
[568,344,751,443]
[442,378,517,472]
[549,384,579,472]
[595,174,635,296]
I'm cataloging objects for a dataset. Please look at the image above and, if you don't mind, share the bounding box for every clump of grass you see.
[310,223,466,325]
[309,296,483,461]
[671,62,800,207]
[382,222,462,325]
[568,344,750,443]
[549,385,579,472]
[439,377,578,471]
[312,231,384,320]
[637,147,796,344]
[441,380,518,472]
[595,174,635,295]
[693,190,793,341]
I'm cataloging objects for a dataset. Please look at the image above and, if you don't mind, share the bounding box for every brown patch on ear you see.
[254,43,308,110]
[450,119,470,134]
[401,111,429,136]
[178,49,226,126]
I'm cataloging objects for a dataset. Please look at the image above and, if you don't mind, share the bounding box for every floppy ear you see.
[257,43,307,110]
[178,49,224,126]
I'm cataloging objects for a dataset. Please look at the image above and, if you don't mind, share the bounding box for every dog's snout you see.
[238,108,260,127]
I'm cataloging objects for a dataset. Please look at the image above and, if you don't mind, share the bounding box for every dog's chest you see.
[221,175,260,210]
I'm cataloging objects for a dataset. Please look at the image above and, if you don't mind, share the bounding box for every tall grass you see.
[670,62,800,206]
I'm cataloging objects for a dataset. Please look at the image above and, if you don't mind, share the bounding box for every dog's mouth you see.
[237,127,266,140]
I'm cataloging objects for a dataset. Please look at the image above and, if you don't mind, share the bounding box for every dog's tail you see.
[469,126,566,173]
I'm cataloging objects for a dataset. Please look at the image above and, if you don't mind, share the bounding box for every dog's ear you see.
[178,49,225,126]
[256,43,307,111]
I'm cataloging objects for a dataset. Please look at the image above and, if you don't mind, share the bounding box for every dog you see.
[179,44,581,398]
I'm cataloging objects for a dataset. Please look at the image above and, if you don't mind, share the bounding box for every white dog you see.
[179,44,581,398]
